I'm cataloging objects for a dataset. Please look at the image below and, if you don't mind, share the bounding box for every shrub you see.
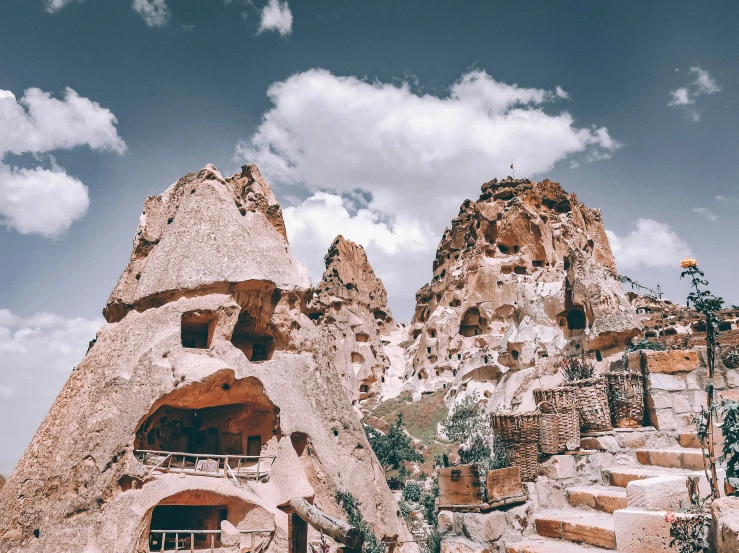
[425,530,442,553]
[419,478,439,526]
[335,490,386,553]
[398,499,412,522]
[723,348,739,369]
[719,399,739,492]
[402,481,422,502]
[559,354,595,381]
[666,505,711,553]
[625,338,667,353]
[365,414,423,477]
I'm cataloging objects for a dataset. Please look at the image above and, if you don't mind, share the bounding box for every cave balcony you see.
[136,450,276,488]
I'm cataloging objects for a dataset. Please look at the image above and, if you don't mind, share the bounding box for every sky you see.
[1,0,738,474]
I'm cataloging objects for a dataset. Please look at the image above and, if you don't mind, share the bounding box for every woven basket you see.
[533,387,580,451]
[537,402,561,455]
[606,372,644,428]
[492,411,541,481]
[570,377,612,432]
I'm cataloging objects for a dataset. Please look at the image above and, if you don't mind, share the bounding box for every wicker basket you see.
[606,372,644,428]
[533,387,580,451]
[537,402,561,455]
[492,411,541,481]
[570,377,612,432]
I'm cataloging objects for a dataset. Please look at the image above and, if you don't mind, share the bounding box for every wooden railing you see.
[135,450,276,484]
[148,528,273,552]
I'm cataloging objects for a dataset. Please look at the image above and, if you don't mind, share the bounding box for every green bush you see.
[425,530,442,553]
[402,481,422,502]
[626,338,667,353]
[335,490,386,553]
[364,413,423,477]
[398,500,412,522]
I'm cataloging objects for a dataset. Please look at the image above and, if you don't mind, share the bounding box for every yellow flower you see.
[680,258,698,268]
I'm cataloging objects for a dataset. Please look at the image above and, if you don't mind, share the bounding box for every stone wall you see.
[636,348,739,436]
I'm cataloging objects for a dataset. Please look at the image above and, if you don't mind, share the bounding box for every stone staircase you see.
[506,431,710,553]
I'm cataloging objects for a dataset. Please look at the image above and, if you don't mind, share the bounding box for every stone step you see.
[506,536,610,553]
[635,448,705,471]
[601,466,701,488]
[534,508,616,549]
[566,485,628,513]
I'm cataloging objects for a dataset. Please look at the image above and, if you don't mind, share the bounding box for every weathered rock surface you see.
[400,177,640,408]
[309,236,401,403]
[0,165,415,553]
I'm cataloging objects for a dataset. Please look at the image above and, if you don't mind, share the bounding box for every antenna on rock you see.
[510,164,515,178]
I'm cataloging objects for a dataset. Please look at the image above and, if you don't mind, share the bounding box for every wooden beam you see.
[288,498,364,550]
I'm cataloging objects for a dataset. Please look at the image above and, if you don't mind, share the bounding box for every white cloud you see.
[692,207,717,222]
[132,0,171,27]
[0,87,126,156]
[669,66,720,121]
[258,0,293,36]
[234,69,620,313]
[0,164,89,237]
[0,86,125,237]
[44,0,85,13]
[606,219,693,270]
[0,309,104,376]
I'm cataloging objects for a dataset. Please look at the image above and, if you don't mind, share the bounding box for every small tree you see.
[681,259,724,499]
[365,414,423,477]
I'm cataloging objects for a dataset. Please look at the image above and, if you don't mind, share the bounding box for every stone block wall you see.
[636,348,739,435]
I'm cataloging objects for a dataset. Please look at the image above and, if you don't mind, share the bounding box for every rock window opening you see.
[532,260,544,268]
[511,350,519,360]
[429,329,437,338]
[501,266,513,275]
[513,246,519,253]
[135,377,279,483]
[514,266,527,275]
[566,309,586,331]
[498,245,510,254]
[181,311,217,349]
[450,299,461,307]
[230,310,275,362]
[413,329,422,339]
[427,347,432,354]
[355,332,370,343]
[351,352,365,364]
[563,258,571,271]
[359,384,369,394]
[148,504,227,551]
[459,307,489,337]
[595,350,603,362]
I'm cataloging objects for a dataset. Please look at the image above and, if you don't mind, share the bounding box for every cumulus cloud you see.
[258,0,293,36]
[132,0,171,27]
[44,0,85,13]
[669,66,721,121]
[0,309,103,374]
[0,86,125,237]
[0,309,103,474]
[692,207,717,222]
[606,219,693,270]
[235,69,620,312]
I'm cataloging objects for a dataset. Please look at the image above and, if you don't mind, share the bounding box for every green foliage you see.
[419,478,439,526]
[365,414,423,476]
[335,490,386,553]
[559,354,595,382]
[441,392,488,443]
[424,530,442,553]
[434,453,450,468]
[666,500,712,553]
[681,265,725,335]
[626,339,667,353]
[397,499,412,522]
[719,400,739,492]
[402,481,422,502]
[723,348,739,369]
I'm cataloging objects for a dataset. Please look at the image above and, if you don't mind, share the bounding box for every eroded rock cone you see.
[310,236,402,404]
[405,177,641,406]
[0,165,415,553]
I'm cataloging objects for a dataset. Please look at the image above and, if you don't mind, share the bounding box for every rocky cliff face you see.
[310,236,404,404]
[0,165,415,553]
[402,177,641,408]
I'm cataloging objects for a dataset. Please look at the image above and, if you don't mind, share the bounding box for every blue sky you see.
[0,0,737,474]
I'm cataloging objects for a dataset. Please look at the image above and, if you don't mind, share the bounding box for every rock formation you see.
[0,165,415,553]
[401,177,641,409]
[309,236,403,404]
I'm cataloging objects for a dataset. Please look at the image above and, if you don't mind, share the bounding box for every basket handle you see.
[536,400,558,415]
